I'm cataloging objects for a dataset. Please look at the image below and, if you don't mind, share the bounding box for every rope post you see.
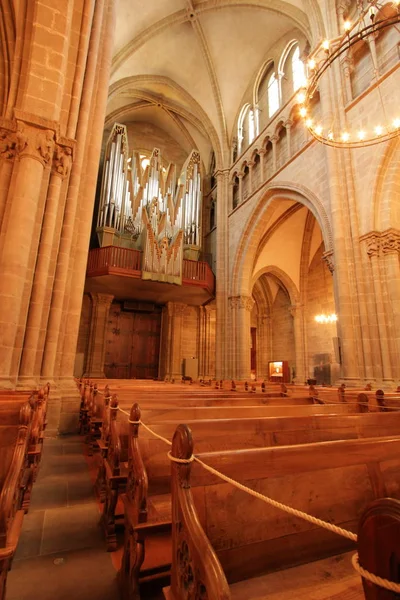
[171,424,194,490]
[129,403,141,435]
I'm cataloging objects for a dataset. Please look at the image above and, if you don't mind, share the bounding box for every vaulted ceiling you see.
[108,0,324,167]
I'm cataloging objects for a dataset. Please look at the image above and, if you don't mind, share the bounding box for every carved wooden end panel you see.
[358,497,400,599]
[170,424,231,600]
[126,403,148,524]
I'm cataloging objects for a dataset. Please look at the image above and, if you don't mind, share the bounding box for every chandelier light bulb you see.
[314,314,338,324]
[341,132,350,142]
[344,20,352,31]
[308,59,316,70]
[297,91,306,104]
[315,125,323,136]
[306,118,313,128]
[375,125,383,135]
[327,131,334,141]
[358,130,366,140]
[393,118,400,128]
[322,39,330,51]
[300,107,307,117]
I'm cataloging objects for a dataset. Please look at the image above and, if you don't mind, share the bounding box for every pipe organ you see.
[96,123,203,284]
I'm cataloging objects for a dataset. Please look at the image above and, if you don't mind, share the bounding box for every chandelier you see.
[314,314,338,324]
[298,0,400,148]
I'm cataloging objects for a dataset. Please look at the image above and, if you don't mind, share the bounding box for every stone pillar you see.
[290,303,306,384]
[229,295,254,380]
[271,135,278,172]
[164,302,186,380]
[84,293,114,377]
[285,119,292,158]
[215,169,230,379]
[248,160,255,195]
[237,171,244,206]
[18,144,73,386]
[198,304,215,378]
[256,313,270,379]
[258,148,266,181]
[381,230,400,381]
[0,121,55,387]
[360,232,391,382]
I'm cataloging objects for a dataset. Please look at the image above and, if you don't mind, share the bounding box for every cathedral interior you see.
[1,0,400,598]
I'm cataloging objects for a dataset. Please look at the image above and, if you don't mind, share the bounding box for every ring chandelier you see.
[298,0,400,148]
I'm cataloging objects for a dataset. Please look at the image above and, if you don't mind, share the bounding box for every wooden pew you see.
[164,429,400,600]
[0,402,32,600]
[100,396,130,551]
[119,407,400,599]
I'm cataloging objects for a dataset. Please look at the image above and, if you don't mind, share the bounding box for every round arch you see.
[231,182,333,297]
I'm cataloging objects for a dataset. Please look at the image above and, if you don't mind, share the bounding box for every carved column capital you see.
[14,122,56,167]
[322,249,335,273]
[228,295,255,311]
[90,293,114,307]
[52,144,73,179]
[381,229,400,255]
[0,128,17,160]
[360,229,400,257]
[284,119,293,129]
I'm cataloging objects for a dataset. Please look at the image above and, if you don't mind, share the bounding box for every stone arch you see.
[373,137,400,231]
[251,266,300,306]
[231,182,333,297]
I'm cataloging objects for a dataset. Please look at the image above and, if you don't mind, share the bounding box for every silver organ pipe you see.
[96,124,203,277]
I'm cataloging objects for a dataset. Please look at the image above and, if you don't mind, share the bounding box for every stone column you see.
[381,230,400,381]
[215,169,230,379]
[237,171,244,206]
[84,293,114,378]
[256,313,270,379]
[0,129,17,231]
[285,119,292,158]
[248,160,255,195]
[271,135,278,172]
[18,144,73,386]
[258,148,266,181]
[359,232,391,382]
[0,121,55,387]
[290,303,306,384]
[164,302,186,380]
[229,295,254,380]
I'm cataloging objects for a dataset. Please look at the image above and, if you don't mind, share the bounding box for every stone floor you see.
[6,435,164,600]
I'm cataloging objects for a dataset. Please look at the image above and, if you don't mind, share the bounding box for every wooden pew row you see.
[79,380,315,454]
[164,431,400,600]
[117,406,400,597]
[0,402,34,600]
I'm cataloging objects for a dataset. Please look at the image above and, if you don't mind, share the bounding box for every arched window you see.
[248,109,256,145]
[292,46,306,91]
[268,73,279,117]
[238,106,257,154]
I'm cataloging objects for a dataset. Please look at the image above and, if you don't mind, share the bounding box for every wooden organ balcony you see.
[85,246,215,305]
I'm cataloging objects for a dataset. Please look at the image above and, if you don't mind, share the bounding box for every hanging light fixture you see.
[314,314,338,324]
[298,1,400,148]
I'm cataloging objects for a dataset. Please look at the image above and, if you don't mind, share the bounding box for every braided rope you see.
[168,451,195,463]
[352,553,400,593]
[109,410,400,592]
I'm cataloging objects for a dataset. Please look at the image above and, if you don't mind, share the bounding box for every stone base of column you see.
[0,377,17,390]
[56,377,81,434]
[16,376,40,390]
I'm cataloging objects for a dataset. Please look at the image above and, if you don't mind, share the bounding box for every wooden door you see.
[131,312,161,379]
[104,307,134,378]
[104,303,161,379]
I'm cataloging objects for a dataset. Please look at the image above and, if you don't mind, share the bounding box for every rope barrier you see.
[92,386,400,593]
[352,553,400,593]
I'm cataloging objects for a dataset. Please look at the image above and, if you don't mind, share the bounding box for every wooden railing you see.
[86,246,215,294]
[87,246,142,277]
